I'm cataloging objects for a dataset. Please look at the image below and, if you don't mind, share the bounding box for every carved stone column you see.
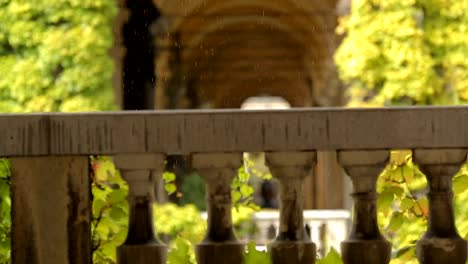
[265,152,317,264]
[414,149,467,264]
[338,151,391,264]
[192,153,244,264]
[114,154,167,264]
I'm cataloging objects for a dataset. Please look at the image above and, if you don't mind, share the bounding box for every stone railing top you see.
[1,106,468,157]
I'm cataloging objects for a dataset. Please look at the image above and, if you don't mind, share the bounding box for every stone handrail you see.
[1,106,468,156]
[2,107,468,264]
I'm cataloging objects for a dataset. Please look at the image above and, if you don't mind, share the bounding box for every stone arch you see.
[153,0,342,108]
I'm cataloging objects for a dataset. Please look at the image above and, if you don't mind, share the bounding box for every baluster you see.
[414,149,467,264]
[192,153,244,264]
[113,154,167,264]
[265,151,317,264]
[338,151,391,264]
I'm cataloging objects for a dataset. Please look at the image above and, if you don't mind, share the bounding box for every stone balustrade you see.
[1,107,468,264]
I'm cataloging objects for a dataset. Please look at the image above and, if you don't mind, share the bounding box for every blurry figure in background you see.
[241,96,290,209]
[261,180,278,209]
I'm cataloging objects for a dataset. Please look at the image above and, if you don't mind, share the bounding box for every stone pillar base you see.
[196,241,244,264]
[268,241,316,264]
[117,244,167,264]
[341,239,391,264]
[417,237,467,264]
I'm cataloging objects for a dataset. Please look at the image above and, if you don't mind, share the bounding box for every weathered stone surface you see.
[195,242,244,264]
[118,244,167,264]
[11,156,90,264]
[2,107,468,156]
[114,154,168,264]
[338,150,391,264]
[414,149,468,264]
[193,153,244,264]
[266,152,317,264]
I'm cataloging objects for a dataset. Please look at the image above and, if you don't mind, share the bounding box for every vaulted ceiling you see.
[154,0,342,108]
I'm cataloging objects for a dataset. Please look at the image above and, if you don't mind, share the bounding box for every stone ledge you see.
[1,107,468,156]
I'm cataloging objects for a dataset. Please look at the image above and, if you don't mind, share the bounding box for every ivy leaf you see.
[413,198,429,217]
[240,185,254,197]
[391,150,411,166]
[401,165,414,182]
[317,247,343,264]
[400,197,415,211]
[107,189,127,204]
[165,183,177,195]
[163,172,176,182]
[232,191,242,204]
[168,236,196,264]
[388,212,404,231]
[418,198,429,217]
[92,198,106,217]
[392,245,416,259]
[391,166,405,183]
[378,189,395,211]
[244,241,271,264]
[453,174,468,195]
[387,186,404,198]
[109,207,126,222]
[238,166,250,182]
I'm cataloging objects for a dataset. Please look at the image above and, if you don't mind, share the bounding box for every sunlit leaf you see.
[378,188,395,211]
[168,236,196,264]
[232,191,242,204]
[413,198,429,218]
[317,247,343,264]
[109,207,126,222]
[165,183,177,195]
[388,212,405,231]
[92,198,106,217]
[401,165,414,182]
[107,189,127,204]
[244,241,271,264]
[393,245,416,259]
[240,185,254,197]
[400,197,415,211]
[163,172,176,182]
[453,174,468,195]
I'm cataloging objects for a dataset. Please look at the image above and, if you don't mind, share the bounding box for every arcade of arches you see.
[113,0,351,209]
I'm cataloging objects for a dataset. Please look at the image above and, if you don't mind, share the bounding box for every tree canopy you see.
[0,0,117,112]
[335,0,468,106]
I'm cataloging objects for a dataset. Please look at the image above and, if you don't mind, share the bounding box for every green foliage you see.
[244,241,271,264]
[317,248,343,264]
[0,0,117,112]
[231,162,275,212]
[0,159,10,264]
[337,2,468,262]
[91,156,129,263]
[167,236,197,264]
[232,166,258,210]
[376,151,427,264]
[376,151,468,264]
[180,172,206,211]
[0,0,117,257]
[154,203,206,244]
[335,0,468,106]
[163,171,177,195]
